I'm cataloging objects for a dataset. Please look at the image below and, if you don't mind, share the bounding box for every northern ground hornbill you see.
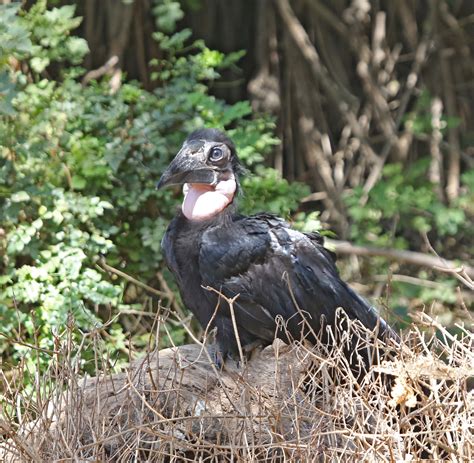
[157,128,397,372]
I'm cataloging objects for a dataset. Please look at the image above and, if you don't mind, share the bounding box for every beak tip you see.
[156,175,168,190]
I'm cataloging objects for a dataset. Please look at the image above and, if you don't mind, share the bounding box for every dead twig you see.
[1,312,472,461]
[422,233,474,290]
[328,239,474,280]
[81,55,119,86]
[273,0,358,110]
[360,37,430,203]
[97,258,176,309]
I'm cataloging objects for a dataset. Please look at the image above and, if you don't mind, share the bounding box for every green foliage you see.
[240,167,309,216]
[404,90,462,135]
[0,3,33,115]
[0,4,33,62]
[345,87,472,309]
[0,1,310,380]
[153,0,184,34]
[24,0,89,73]
[346,160,472,248]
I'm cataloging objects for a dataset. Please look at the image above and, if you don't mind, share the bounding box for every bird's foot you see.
[207,344,246,370]
[242,340,263,356]
[207,344,225,370]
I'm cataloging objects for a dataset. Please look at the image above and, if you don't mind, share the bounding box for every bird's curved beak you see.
[157,147,217,189]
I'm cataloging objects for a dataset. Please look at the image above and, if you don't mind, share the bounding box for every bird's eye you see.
[209,147,224,162]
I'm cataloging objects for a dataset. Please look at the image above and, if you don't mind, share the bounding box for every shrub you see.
[0,1,309,379]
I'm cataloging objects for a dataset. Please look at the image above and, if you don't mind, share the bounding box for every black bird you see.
[158,128,396,371]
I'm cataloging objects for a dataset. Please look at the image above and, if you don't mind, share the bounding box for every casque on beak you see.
[157,144,217,189]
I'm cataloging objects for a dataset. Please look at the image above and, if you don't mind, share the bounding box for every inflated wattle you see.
[182,176,236,221]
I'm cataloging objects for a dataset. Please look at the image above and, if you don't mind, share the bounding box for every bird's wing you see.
[199,213,390,343]
[303,231,337,263]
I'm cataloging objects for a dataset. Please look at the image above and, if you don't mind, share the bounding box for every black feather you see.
[160,129,397,372]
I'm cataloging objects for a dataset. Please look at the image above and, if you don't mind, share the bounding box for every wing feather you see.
[198,213,390,344]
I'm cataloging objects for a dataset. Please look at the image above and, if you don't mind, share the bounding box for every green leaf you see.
[66,37,89,61]
[0,3,32,59]
[30,56,50,73]
[153,0,184,33]
[0,71,18,115]
[11,191,31,202]
[71,175,86,190]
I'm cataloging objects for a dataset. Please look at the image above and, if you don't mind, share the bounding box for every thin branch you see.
[360,38,430,203]
[440,46,461,201]
[81,55,119,86]
[302,0,348,37]
[328,239,474,280]
[273,0,358,110]
[156,271,186,319]
[374,274,447,289]
[204,286,245,365]
[422,233,474,290]
[98,258,168,300]
[428,96,444,200]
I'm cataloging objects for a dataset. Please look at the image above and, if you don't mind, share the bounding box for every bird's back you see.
[162,210,395,364]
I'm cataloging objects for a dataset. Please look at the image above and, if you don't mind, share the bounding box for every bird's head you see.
[157,128,242,221]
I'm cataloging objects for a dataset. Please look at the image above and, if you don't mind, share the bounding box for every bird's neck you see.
[181,176,237,221]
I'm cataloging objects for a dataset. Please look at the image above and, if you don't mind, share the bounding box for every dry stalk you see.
[1,306,472,462]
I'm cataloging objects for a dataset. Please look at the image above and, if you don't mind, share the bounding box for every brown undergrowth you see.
[0,310,472,462]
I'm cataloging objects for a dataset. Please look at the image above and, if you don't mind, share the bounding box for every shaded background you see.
[67,0,474,234]
[1,0,473,376]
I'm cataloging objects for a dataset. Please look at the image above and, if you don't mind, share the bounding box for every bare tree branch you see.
[273,0,358,110]
[328,239,474,281]
[82,55,119,86]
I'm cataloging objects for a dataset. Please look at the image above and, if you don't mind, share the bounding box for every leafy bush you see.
[346,159,472,248]
[345,109,474,316]
[0,1,310,377]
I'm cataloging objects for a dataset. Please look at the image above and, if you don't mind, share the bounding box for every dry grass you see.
[0,309,473,462]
